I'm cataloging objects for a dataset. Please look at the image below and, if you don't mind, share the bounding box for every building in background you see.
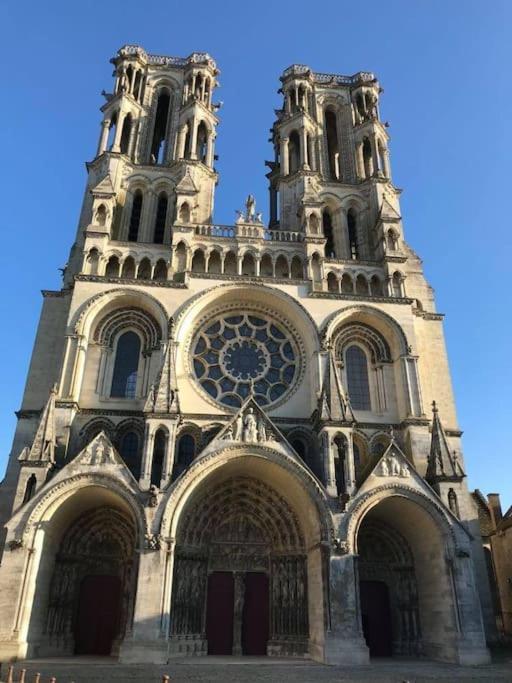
[0,45,495,665]
[473,490,512,640]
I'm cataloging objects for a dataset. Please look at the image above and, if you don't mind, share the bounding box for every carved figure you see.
[234,413,244,440]
[381,457,389,477]
[246,194,256,221]
[243,408,258,442]
[257,417,267,443]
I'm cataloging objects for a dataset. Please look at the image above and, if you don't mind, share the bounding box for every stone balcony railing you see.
[192,222,303,243]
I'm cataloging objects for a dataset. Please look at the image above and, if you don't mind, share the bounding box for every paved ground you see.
[2,654,512,683]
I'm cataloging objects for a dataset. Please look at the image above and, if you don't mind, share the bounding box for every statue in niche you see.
[243,407,258,442]
[257,417,267,443]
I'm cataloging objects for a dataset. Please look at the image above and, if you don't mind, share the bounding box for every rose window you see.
[192,313,298,408]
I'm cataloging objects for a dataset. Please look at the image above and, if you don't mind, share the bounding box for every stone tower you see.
[0,45,494,666]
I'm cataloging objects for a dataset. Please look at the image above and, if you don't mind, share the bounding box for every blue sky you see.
[1,1,510,508]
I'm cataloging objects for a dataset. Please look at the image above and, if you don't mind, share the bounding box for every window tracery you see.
[191,312,299,409]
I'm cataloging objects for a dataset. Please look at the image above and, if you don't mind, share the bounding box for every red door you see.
[360,580,393,657]
[242,572,269,655]
[75,575,121,655]
[206,572,235,655]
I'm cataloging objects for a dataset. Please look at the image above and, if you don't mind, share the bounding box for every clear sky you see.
[1,0,510,508]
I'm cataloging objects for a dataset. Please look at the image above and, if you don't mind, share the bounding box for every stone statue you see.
[243,408,258,442]
[246,194,256,221]
[224,424,234,441]
[381,457,389,477]
[234,413,244,440]
[257,417,267,443]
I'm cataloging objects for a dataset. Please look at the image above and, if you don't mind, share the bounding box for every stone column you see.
[112,112,125,153]
[189,117,199,160]
[322,553,369,664]
[97,119,111,156]
[206,132,215,167]
[401,355,423,417]
[120,548,168,664]
[232,572,245,656]
[308,135,316,171]
[355,141,364,179]
[370,133,380,176]
[281,137,289,176]
[176,126,187,159]
[301,128,309,168]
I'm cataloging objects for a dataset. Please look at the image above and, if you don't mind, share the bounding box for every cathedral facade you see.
[0,45,495,665]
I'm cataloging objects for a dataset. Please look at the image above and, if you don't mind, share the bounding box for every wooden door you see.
[360,580,393,657]
[75,575,121,655]
[206,571,235,655]
[242,572,269,655]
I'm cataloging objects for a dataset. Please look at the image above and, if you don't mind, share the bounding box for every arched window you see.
[392,272,403,298]
[347,209,359,260]
[96,204,107,227]
[191,249,206,272]
[86,248,99,275]
[274,255,289,278]
[111,331,141,398]
[291,438,307,462]
[241,253,256,276]
[150,90,171,164]
[151,429,167,487]
[137,258,151,280]
[362,137,373,178]
[208,250,222,274]
[178,202,190,224]
[119,431,141,479]
[196,122,208,163]
[224,251,237,274]
[120,114,132,155]
[322,209,335,258]
[105,255,120,278]
[153,259,168,280]
[288,130,300,174]
[387,230,398,251]
[333,435,347,496]
[346,345,371,410]
[153,192,168,244]
[121,256,136,279]
[107,112,118,151]
[22,473,37,504]
[128,191,143,242]
[327,272,338,292]
[325,109,340,180]
[173,433,196,480]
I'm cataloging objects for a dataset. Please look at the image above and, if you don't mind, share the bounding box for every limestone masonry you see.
[0,44,497,665]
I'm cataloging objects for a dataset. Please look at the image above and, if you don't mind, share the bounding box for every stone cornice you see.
[309,291,414,305]
[75,275,188,289]
[415,311,445,321]
[41,289,68,298]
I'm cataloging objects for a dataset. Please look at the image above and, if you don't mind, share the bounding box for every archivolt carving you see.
[178,476,304,551]
[322,304,410,356]
[21,473,147,547]
[333,322,391,363]
[158,444,332,543]
[94,306,162,351]
[70,288,168,337]
[343,483,463,555]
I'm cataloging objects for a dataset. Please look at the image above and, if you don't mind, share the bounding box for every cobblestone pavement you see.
[2,654,512,683]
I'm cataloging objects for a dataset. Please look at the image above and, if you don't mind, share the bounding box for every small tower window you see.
[153,192,168,244]
[150,90,171,164]
[362,137,373,178]
[107,113,118,151]
[346,345,371,410]
[22,473,37,504]
[347,209,359,260]
[322,209,335,258]
[325,109,340,180]
[111,331,140,398]
[392,272,403,297]
[151,429,167,487]
[288,130,300,174]
[173,434,196,480]
[120,114,132,155]
[196,122,208,163]
[119,431,141,479]
[128,191,143,242]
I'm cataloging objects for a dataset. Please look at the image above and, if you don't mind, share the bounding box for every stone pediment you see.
[175,168,198,195]
[73,430,126,466]
[91,174,115,197]
[357,438,416,494]
[198,397,301,463]
[379,196,401,221]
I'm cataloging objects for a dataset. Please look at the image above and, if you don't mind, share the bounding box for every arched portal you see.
[355,494,459,660]
[25,483,139,658]
[166,451,329,658]
[171,475,308,656]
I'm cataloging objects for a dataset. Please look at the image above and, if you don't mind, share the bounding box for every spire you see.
[20,385,57,463]
[426,401,464,484]
[318,349,355,422]
[144,341,179,414]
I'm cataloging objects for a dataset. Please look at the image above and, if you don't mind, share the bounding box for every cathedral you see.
[0,44,495,665]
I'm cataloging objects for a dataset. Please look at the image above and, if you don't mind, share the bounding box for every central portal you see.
[205,571,269,655]
[170,476,309,657]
